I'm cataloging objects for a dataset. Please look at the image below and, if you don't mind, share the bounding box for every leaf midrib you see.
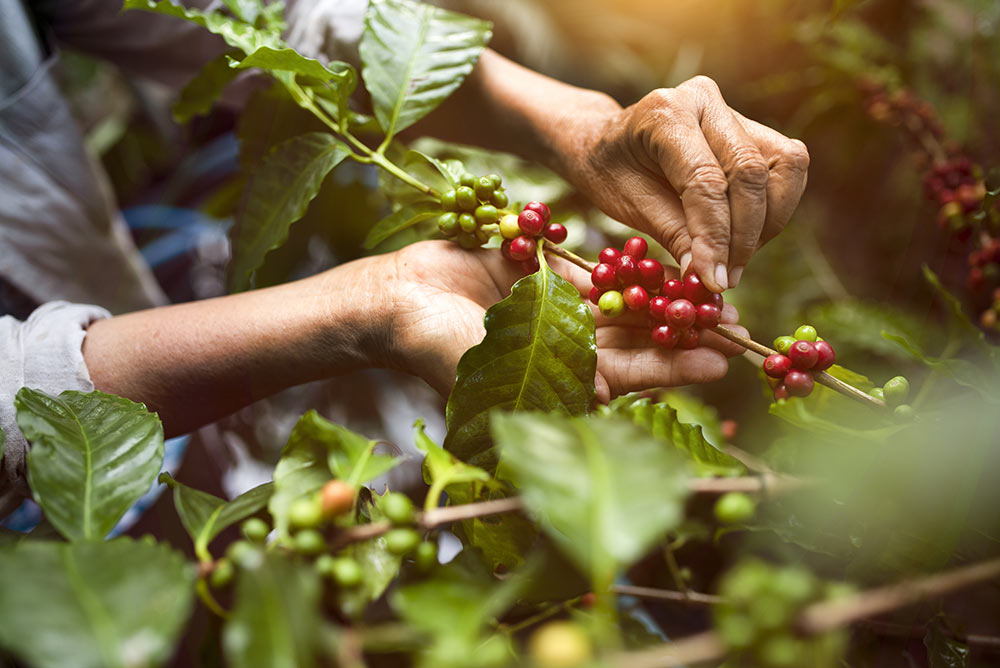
[61,399,96,539]
[381,2,432,140]
[512,262,550,413]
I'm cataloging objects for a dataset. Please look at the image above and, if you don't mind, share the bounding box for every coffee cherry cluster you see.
[437,172,508,249]
[590,237,723,350]
[763,325,836,401]
[714,560,850,668]
[499,200,567,274]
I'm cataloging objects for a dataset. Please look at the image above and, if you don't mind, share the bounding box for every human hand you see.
[379,241,747,402]
[563,76,810,292]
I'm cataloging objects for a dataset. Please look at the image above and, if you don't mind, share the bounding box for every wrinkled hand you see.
[569,76,809,293]
[377,241,747,402]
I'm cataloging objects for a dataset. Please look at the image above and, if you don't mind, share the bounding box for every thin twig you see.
[542,241,595,272]
[799,556,1000,634]
[687,473,815,497]
[612,584,722,606]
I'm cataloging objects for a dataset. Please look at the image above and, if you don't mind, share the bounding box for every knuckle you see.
[640,87,680,113]
[681,75,721,96]
[684,164,730,202]
[729,148,769,188]
[781,139,811,173]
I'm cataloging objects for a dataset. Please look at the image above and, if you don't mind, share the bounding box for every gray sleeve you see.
[0,301,111,517]
[284,0,368,68]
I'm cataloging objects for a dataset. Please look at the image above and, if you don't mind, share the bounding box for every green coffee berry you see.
[459,173,477,188]
[440,189,458,211]
[490,190,509,209]
[437,212,459,236]
[288,496,322,529]
[883,376,910,406]
[241,517,270,544]
[773,336,796,354]
[315,554,336,576]
[458,213,477,233]
[893,404,915,422]
[474,176,494,201]
[226,540,258,568]
[330,557,363,587]
[870,387,885,401]
[474,204,498,224]
[382,492,415,525]
[598,290,625,318]
[793,325,818,342]
[293,529,326,556]
[455,186,477,211]
[415,540,438,571]
[458,232,480,250]
[486,173,502,189]
[384,528,421,555]
[714,492,756,524]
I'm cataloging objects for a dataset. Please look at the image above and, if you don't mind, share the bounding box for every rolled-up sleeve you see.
[0,302,110,517]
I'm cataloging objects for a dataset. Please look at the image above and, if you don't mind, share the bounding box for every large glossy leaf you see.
[0,538,194,668]
[604,396,745,477]
[159,473,272,562]
[924,617,970,668]
[360,0,492,140]
[223,552,323,668]
[378,148,465,207]
[882,332,1000,402]
[362,202,441,249]
[444,265,597,471]
[229,132,351,291]
[268,411,399,539]
[494,412,689,588]
[16,388,164,542]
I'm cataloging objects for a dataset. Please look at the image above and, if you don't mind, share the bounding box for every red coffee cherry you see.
[788,340,819,370]
[509,235,536,262]
[637,258,665,291]
[784,369,815,397]
[518,210,544,236]
[665,299,696,329]
[623,236,648,260]
[589,286,604,306]
[599,247,622,265]
[623,285,650,311]
[615,255,641,285]
[683,273,713,304]
[709,292,724,309]
[763,354,792,378]
[524,201,551,224]
[661,279,684,301]
[500,238,514,261]
[521,256,540,273]
[542,223,567,244]
[813,340,836,371]
[677,328,701,349]
[651,324,680,349]
[695,303,721,329]
[773,384,790,401]
[648,296,671,322]
[591,263,619,290]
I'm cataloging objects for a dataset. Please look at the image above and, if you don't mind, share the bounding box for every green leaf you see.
[229,132,351,291]
[362,202,441,249]
[882,332,1000,402]
[158,473,272,562]
[337,489,404,619]
[921,265,990,352]
[223,552,323,668]
[173,52,242,123]
[360,0,492,140]
[124,0,282,55]
[0,538,194,668]
[806,298,932,360]
[268,411,399,538]
[230,46,357,98]
[220,0,264,24]
[494,413,690,588]
[603,396,744,477]
[377,147,462,207]
[16,389,164,542]
[445,264,597,471]
[415,420,493,492]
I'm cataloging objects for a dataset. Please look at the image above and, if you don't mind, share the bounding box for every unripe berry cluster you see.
[590,237,724,351]
[714,559,851,668]
[764,325,836,401]
[870,375,914,421]
[437,172,508,249]
[499,200,567,274]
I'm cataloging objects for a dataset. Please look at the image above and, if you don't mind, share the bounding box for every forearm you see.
[82,259,390,437]
[409,49,622,181]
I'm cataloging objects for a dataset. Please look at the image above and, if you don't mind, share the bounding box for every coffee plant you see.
[1,1,999,667]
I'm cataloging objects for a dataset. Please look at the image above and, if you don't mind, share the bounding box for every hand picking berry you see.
[763,325,837,401]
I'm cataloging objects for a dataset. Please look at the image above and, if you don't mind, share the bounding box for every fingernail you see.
[729,266,744,288]
[714,263,729,291]
[680,252,692,276]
